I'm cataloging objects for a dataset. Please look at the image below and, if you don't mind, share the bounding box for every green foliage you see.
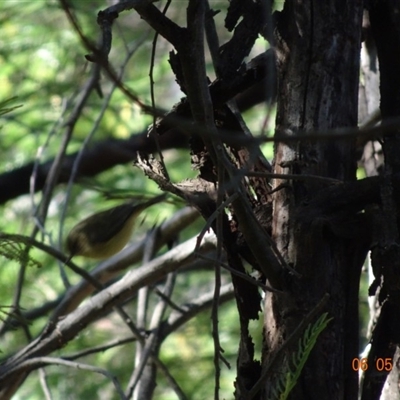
[0,96,22,117]
[270,313,332,400]
[0,3,240,398]
[0,1,351,399]
[0,234,41,269]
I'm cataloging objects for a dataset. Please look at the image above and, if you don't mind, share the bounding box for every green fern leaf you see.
[272,312,332,400]
[0,236,42,268]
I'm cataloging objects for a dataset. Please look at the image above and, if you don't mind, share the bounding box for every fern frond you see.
[0,236,42,268]
[270,312,332,400]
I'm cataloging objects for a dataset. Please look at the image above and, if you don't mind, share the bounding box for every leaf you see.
[271,312,332,400]
[0,236,42,268]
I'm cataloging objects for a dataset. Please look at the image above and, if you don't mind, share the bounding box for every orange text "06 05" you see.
[352,358,393,372]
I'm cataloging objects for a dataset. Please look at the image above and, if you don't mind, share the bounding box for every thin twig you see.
[148,0,171,181]
[63,337,137,360]
[133,228,158,398]
[38,368,52,400]
[128,272,185,399]
[245,171,342,184]
[18,357,127,400]
[195,253,281,294]
[160,283,234,338]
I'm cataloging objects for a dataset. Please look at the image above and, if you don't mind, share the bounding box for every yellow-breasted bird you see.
[66,193,166,259]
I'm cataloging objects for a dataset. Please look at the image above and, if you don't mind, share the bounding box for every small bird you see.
[66,193,166,259]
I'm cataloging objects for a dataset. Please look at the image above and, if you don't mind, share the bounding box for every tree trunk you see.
[263,2,365,399]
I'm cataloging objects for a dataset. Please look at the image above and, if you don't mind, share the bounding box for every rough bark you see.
[263,1,365,399]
